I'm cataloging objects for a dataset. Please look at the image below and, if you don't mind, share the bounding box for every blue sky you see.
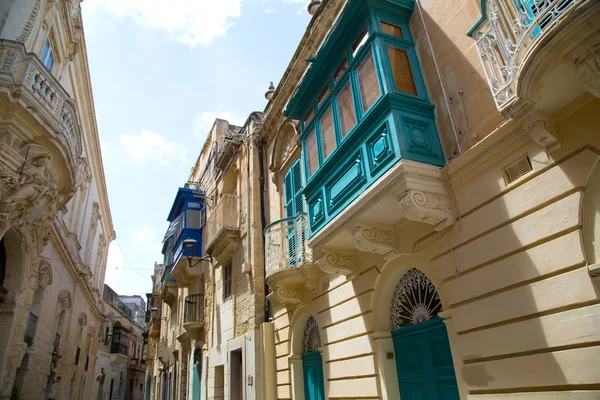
[81,0,311,297]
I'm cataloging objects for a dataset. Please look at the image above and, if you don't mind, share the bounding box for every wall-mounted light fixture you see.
[182,238,213,268]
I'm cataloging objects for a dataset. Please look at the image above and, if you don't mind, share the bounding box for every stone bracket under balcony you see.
[267,266,320,308]
[205,227,240,264]
[317,252,357,279]
[205,194,240,264]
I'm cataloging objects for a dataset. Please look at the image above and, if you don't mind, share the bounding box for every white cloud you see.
[120,130,186,165]
[104,242,123,287]
[193,110,245,142]
[83,0,242,47]
[133,226,163,251]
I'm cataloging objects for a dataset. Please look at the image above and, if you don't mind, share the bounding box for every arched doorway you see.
[301,316,325,400]
[390,268,459,399]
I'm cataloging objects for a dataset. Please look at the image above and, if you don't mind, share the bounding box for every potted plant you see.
[23,335,33,348]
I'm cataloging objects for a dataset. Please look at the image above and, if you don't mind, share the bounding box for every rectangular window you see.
[306,129,318,177]
[387,46,417,95]
[304,107,314,127]
[320,107,336,159]
[318,85,330,106]
[337,83,356,138]
[223,262,232,300]
[41,39,55,72]
[357,52,380,113]
[334,59,347,83]
[381,22,403,38]
[352,29,369,57]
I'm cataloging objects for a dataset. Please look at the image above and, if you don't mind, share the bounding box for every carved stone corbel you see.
[576,49,600,98]
[522,112,561,152]
[397,189,454,231]
[268,284,304,307]
[317,252,357,279]
[298,266,320,292]
[350,225,396,257]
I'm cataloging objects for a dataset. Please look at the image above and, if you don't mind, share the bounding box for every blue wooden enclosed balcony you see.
[283,0,455,253]
[165,187,206,288]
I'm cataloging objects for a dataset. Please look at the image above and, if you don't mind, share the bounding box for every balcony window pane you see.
[352,29,369,57]
[320,107,336,159]
[306,129,318,176]
[318,85,330,106]
[304,107,314,127]
[337,83,356,138]
[387,46,417,95]
[186,209,200,229]
[381,22,403,38]
[357,52,380,113]
[334,59,347,83]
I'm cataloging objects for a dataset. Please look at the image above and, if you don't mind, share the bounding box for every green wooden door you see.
[392,318,459,400]
[302,351,325,400]
[192,364,201,399]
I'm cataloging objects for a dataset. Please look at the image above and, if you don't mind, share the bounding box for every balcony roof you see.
[167,187,204,222]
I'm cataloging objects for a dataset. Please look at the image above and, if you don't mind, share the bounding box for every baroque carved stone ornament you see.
[350,225,396,256]
[317,252,357,279]
[397,189,454,231]
[522,112,561,152]
[576,49,600,99]
[58,290,72,310]
[270,284,303,306]
[38,263,53,288]
[391,268,442,330]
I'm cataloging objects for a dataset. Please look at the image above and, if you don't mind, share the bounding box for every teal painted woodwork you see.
[392,318,459,400]
[192,364,201,399]
[283,0,446,236]
[302,352,326,400]
[284,160,305,264]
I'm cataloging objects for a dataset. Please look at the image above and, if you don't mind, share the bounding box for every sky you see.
[80,0,312,297]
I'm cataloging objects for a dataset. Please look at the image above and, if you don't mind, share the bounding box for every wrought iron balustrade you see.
[473,0,578,109]
[184,294,205,325]
[265,213,312,278]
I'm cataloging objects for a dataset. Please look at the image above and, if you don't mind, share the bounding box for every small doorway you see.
[230,349,243,400]
[390,269,459,400]
[301,316,325,400]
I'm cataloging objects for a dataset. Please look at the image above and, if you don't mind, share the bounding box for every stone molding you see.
[521,111,561,152]
[350,225,396,257]
[268,284,304,306]
[576,48,600,98]
[317,252,357,279]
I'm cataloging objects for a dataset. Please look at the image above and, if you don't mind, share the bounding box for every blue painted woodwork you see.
[192,364,201,399]
[164,188,205,271]
[283,0,445,235]
[302,352,326,400]
[392,318,459,400]
[284,160,305,264]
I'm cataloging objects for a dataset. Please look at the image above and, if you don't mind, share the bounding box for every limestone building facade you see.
[147,0,600,399]
[259,0,600,399]
[0,1,115,399]
[94,285,147,400]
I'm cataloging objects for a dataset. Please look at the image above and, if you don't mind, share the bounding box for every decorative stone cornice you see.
[350,225,396,257]
[521,111,561,152]
[397,189,454,231]
[317,252,357,279]
[576,48,600,99]
[268,284,304,307]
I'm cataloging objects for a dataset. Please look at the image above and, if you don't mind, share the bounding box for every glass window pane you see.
[320,107,336,159]
[334,59,347,83]
[306,130,318,176]
[352,29,369,57]
[357,52,380,113]
[304,107,314,127]
[337,82,356,138]
[381,22,403,38]
[387,46,417,95]
[318,85,330,106]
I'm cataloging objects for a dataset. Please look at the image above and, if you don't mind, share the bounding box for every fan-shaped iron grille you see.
[302,316,321,354]
[391,268,442,330]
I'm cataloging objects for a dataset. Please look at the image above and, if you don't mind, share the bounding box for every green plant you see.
[23,335,33,348]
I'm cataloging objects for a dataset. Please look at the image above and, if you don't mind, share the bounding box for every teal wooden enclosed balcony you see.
[284,0,448,237]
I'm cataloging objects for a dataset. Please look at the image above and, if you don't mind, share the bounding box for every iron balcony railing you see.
[265,213,312,278]
[473,0,578,109]
[205,194,239,245]
[184,294,205,324]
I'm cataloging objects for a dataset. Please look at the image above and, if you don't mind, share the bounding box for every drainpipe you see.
[253,135,270,322]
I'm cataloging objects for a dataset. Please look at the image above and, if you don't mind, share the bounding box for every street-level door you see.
[301,316,325,400]
[390,269,459,400]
